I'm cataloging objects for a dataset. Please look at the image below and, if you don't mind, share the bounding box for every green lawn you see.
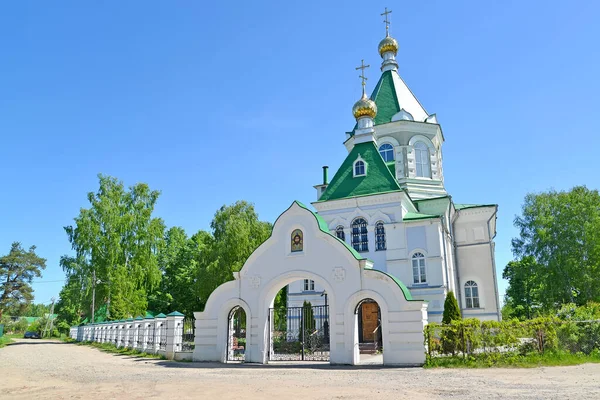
[72,340,166,360]
[425,350,600,368]
[0,336,14,348]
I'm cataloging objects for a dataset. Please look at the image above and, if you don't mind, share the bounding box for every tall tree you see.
[196,201,271,306]
[502,256,542,320]
[63,174,165,320]
[442,291,461,324]
[512,186,600,309]
[0,242,46,318]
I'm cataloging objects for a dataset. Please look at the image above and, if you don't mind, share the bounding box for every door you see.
[361,302,379,342]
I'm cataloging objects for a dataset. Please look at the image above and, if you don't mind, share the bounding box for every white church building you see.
[287,18,501,324]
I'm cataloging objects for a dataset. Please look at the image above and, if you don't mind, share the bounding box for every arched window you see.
[379,143,394,162]
[464,281,480,308]
[335,226,345,241]
[354,160,366,177]
[375,221,386,251]
[351,218,368,252]
[412,252,427,284]
[414,142,431,178]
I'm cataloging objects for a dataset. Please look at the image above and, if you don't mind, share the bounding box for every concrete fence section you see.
[69,311,192,360]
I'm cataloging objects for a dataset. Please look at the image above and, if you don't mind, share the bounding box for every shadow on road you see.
[150,360,408,371]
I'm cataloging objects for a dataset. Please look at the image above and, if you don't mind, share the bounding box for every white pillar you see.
[165,312,184,360]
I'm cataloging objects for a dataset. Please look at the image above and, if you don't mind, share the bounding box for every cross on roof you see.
[355,59,370,95]
[381,7,392,36]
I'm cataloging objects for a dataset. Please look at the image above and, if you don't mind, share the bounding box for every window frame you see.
[464,280,480,309]
[414,141,431,178]
[375,221,386,251]
[351,217,369,253]
[411,252,427,284]
[378,143,394,162]
[303,279,315,291]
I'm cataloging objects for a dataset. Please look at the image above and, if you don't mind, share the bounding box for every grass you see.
[0,336,15,347]
[72,340,167,360]
[425,350,600,368]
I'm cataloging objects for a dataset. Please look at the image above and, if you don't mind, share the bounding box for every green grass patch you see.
[0,336,14,348]
[425,350,600,368]
[75,340,166,360]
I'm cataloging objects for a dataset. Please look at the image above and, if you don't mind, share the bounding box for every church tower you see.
[305,8,501,323]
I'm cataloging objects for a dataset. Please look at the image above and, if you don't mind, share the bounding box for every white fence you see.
[69,311,192,360]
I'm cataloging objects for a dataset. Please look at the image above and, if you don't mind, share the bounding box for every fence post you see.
[166,311,184,360]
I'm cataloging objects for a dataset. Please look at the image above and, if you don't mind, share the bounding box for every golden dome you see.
[352,93,377,119]
[378,35,398,57]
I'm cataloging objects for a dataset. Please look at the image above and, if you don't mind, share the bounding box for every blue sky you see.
[1,1,599,306]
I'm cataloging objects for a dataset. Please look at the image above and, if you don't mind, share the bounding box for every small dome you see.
[352,94,377,120]
[378,35,398,57]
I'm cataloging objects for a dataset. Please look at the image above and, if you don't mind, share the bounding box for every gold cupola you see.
[378,35,399,57]
[352,93,377,120]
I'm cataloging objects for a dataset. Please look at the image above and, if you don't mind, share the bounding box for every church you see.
[193,9,500,365]
[286,11,500,325]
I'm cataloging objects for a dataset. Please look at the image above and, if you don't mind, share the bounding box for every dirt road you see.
[1,339,599,399]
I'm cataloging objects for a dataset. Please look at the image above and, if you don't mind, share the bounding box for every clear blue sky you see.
[1,1,599,306]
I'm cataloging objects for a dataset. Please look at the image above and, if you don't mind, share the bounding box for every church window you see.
[414,142,431,178]
[291,229,303,252]
[465,281,480,308]
[354,160,366,177]
[303,279,315,291]
[335,226,345,241]
[379,143,394,162]
[412,252,427,284]
[351,218,369,252]
[375,221,386,251]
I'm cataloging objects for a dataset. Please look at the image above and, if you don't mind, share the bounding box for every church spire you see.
[352,60,377,143]
[378,7,399,72]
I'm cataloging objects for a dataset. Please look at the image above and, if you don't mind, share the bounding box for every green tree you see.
[502,256,542,320]
[62,174,165,320]
[0,242,46,319]
[301,300,316,335]
[512,186,600,309]
[196,201,271,306]
[442,291,461,324]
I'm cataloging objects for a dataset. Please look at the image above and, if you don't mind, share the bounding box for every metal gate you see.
[269,305,330,361]
[227,306,246,362]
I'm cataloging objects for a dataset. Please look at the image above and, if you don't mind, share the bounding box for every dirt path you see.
[1,339,599,399]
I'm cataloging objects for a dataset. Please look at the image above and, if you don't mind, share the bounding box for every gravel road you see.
[1,339,599,399]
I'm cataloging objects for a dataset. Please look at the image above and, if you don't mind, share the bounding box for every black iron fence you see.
[182,317,195,352]
[269,305,330,361]
[159,322,167,351]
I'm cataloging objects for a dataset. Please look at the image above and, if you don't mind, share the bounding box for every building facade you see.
[287,21,501,323]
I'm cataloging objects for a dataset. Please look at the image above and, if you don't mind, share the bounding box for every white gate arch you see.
[193,201,428,366]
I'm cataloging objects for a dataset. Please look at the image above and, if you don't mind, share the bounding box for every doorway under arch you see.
[268,279,331,362]
[355,298,383,364]
[226,306,246,362]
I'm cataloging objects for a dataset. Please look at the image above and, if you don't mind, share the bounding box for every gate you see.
[227,306,246,362]
[269,305,330,361]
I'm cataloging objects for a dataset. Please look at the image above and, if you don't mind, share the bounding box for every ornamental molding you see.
[331,267,346,283]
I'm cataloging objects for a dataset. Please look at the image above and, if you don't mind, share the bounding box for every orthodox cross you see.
[381,7,392,36]
[355,59,370,94]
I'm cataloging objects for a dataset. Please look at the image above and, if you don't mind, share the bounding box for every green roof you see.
[455,203,496,210]
[318,141,401,202]
[403,212,440,221]
[371,70,401,126]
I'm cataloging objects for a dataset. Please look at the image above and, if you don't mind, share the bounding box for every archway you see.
[226,306,246,362]
[193,201,428,366]
[268,279,330,362]
[355,298,383,365]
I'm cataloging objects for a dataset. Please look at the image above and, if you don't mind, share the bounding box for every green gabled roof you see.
[318,141,401,202]
[403,212,440,221]
[371,70,401,125]
[454,203,497,210]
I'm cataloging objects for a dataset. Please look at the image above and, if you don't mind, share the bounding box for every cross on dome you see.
[355,59,370,96]
[381,7,392,37]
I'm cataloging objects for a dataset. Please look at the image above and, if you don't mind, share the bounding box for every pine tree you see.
[442,291,461,323]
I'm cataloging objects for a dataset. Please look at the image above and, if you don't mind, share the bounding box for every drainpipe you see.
[439,216,450,293]
[486,206,501,321]
[322,166,329,185]
[450,200,463,310]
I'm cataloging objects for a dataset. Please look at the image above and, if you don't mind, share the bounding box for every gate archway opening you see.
[355,298,383,365]
[226,306,246,362]
[268,279,331,362]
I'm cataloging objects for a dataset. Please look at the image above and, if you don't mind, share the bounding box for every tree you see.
[301,300,316,338]
[0,242,46,319]
[442,291,461,324]
[62,174,165,321]
[502,256,542,320]
[512,186,600,309]
[196,201,271,307]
